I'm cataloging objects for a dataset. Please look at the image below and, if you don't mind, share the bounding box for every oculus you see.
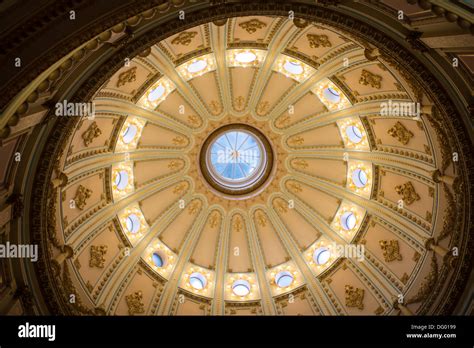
[200,124,274,196]
[187,59,208,73]
[351,168,368,188]
[313,247,330,265]
[275,271,294,288]
[189,272,207,290]
[232,279,251,296]
[125,214,141,234]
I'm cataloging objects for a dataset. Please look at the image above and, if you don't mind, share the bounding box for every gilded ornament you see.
[289,136,304,146]
[81,121,101,147]
[116,67,137,87]
[208,211,220,228]
[89,245,107,268]
[307,34,332,48]
[292,159,308,170]
[395,181,420,205]
[379,240,402,262]
[256,101,269,115]
[73,185,92,210]
[233,96,245,111]
[345,285,365,310]
[188,200,201,215]
[359,69,382,89]
[255,211,267,227]
[388,121,414,145]
[172,136,187,146]
[171,31,198,46]
[125,291,145,315]
[209,100,222,115]
[239,19,267,34]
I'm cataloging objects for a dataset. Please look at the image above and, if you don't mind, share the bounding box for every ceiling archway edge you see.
[15,2,473,315]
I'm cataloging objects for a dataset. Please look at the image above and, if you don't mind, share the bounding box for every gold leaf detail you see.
[255,211,267,227]
[208,211,220,228]
[289,136,304,146]
[292,159,308,170]
[172,136,187,146]
[188,200,201,215]
[307,34,332,48]
[233,96,245,111]
[359,69,382,89]
[89,245,107,268]
[82,121,102,147]
[395,181,420,205]
[388,121,414,145]
[379,240,402,262]
[173,183,187,194]
[171,31,197,46]
[125,291,145,315]
[116,67,137,87]
[345,285,365,310]
[256,101,270,115]
[239,19,267,34]
[73,185,92,210]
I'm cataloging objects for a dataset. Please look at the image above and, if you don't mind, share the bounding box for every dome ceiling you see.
[31,13,468,316]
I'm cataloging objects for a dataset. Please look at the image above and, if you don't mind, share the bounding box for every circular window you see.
[122,124,138,144]
[313,247,331,265]
[235,51,257,63]
[187,59,207,73]
[275,271,294,288]
[200,124,273,196]
[125,214,140,234]
[341,212,357,230]
[283,60,303,75]
[152,252,164,267]
[352,168,368,188]
[323,87,341,103]
[345,125,363,143]
[148,85,165,101]
[232,279,251,297]
[114,170,129,190]
[189,272,207,290]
